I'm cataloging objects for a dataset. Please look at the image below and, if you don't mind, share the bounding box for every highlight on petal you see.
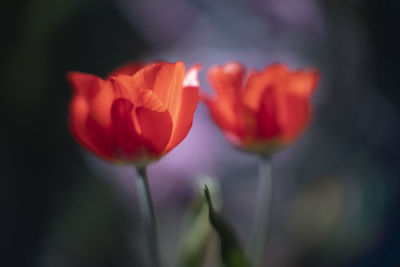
[152,61,186,116]
[136,89,167,112]
[130,63,163,92]
[183,64,202,87]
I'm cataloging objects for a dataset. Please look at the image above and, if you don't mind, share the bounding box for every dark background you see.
[2,0,400,266]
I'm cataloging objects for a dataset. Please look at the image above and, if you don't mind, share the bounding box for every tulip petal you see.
[68,71,115,129]
[67,71,104,99]
[136,107,173,156]
[68,72,117,160]
[111,75,167,113]
[111,98,141,158]
[136,89,167,112]
[130,62,189,147]
[69,96,114,161]
[278,94,311,141]
[86,115,117,159]
[256,87,281,139]
[208,62,245,102]
[130,63,163,92]
[203,97,246,142]
[166,64,201,151]
[277,70,318,140]
[88,80,115,129]
[286,70,320,96]
[152,61,186,121]
[205,62,247,141]
[166,85,199,152]
[244,64,288,112]
[128,62,189,122]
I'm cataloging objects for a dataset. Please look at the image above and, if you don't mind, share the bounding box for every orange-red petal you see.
[286,70,320,96]
[111,98,140,158]
[204,62,247,141]
[136,107,173,156]
[208,62,245,102]
[203,97,246,142]
[67,71,104,99]
[110,75,167,112]
[68,71,116,129]
[277,93,311,141]
[255,86,281,139]
[152,62,186,121]
[166,85,199,152]
[243,64,288,112]
[69,96,115,161]
[86,115,117,159]
[276,70,318,140]
[165,64,201,152]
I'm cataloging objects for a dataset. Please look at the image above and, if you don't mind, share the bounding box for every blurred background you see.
[2,0,400,266]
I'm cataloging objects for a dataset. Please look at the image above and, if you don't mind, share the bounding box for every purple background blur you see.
[2,0,400,266]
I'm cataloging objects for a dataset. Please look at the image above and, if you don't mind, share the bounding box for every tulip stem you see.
[249,155,273,267]
[136,167,162,267]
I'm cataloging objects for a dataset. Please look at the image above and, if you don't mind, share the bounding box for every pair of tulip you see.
[68,60,319,267]
[68,61,319,163]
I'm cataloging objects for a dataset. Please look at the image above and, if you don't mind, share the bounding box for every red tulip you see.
[203,62,319,154]
[68,61,201,165]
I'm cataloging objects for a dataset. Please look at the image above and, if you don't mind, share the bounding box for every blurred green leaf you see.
[204,185,251,267]
[178,177,221,267]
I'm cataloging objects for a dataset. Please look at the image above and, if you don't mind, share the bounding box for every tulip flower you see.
[203,62,319,155]
[68,61,201,166]
[203,62,319,267]
[68,61,201,267]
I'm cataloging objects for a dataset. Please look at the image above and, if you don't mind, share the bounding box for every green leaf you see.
[177,177,221,267]
[204,185,251,267]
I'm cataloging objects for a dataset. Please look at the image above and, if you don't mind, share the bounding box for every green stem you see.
[249,156,273,267]
[136,167,162,267]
